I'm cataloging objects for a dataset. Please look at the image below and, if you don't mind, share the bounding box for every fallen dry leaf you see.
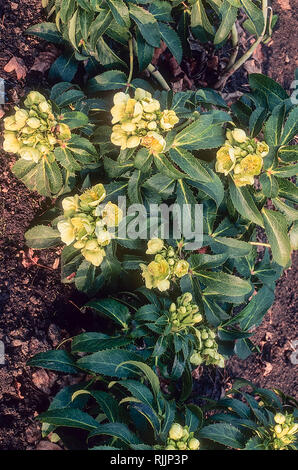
[52,258,60,270]
[4,56,27,80]
[277,0,291,10]
[244,59,262,75]
[263,362,273,377]
[30,47,59,74]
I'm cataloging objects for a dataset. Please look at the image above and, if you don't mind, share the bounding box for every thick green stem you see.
[214,0,268,90]
[126,38,134,90]
[146,63,171,91]
[225,23,239,73]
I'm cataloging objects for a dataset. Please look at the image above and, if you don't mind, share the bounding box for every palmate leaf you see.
[74,259,96,293]
[72,390,120,422]
[135,29,154,71]
[117,361,160,397]
[89,9,113,49]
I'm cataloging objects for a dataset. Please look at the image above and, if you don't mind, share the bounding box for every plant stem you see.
[214,0,268,90]
[225,23,239,73]
[126,38,134,90]
[146,63,171,91]
[249,241,271,248]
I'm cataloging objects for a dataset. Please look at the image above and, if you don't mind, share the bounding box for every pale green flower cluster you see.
[165,423,200,450]
[215,128,269,187]
[3,91,71,163]
[190,326,225,368]
[168,292,203,332]
[57,184,123,267]
[140,239,189,292]
[263,413,298,450]
[110,88,179,154]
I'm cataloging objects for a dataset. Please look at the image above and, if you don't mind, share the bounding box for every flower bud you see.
[193,314,203,324]
[182,292,192,305]
[232,128,247,143]
[274,413,286,425]
[188,438,200,450]
[169,303,176,313]
[169,423,184,441]
[177,441,187,450]
[146,238,164,255]
[274,425,282,435]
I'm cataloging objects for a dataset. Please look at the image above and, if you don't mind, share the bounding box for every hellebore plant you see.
[4,86,100,197]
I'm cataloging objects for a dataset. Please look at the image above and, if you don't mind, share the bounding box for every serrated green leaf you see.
[129,4,160,48]
[229,178,264,227]
[38,408,99,431]
[77,349,142,377]
[199,422,246,448]
[25,225,61,249]
[214,2,238,45]
[262,208,291,267]
[174,114,225,150]
[27,350,78,374]
[158,22,182,64]
[85,298,130,328]
[87,70,127,92]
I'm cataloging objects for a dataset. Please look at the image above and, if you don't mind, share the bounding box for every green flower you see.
[174,259,189,278]
[62,195,80,216]
[101,201,123,227]
[19,146,41,163]
[79,184,106,211]
[232,128,247,143]
[24,91,47,107]
[57,220,76,245]
[146,238,164,255]
[3,132,21,153]
[81,240,106,267]
[234,154,263,176]
[256,141,269,158]
[215,145,236,176]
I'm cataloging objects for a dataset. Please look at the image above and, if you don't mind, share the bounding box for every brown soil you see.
[0,0,297,450]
